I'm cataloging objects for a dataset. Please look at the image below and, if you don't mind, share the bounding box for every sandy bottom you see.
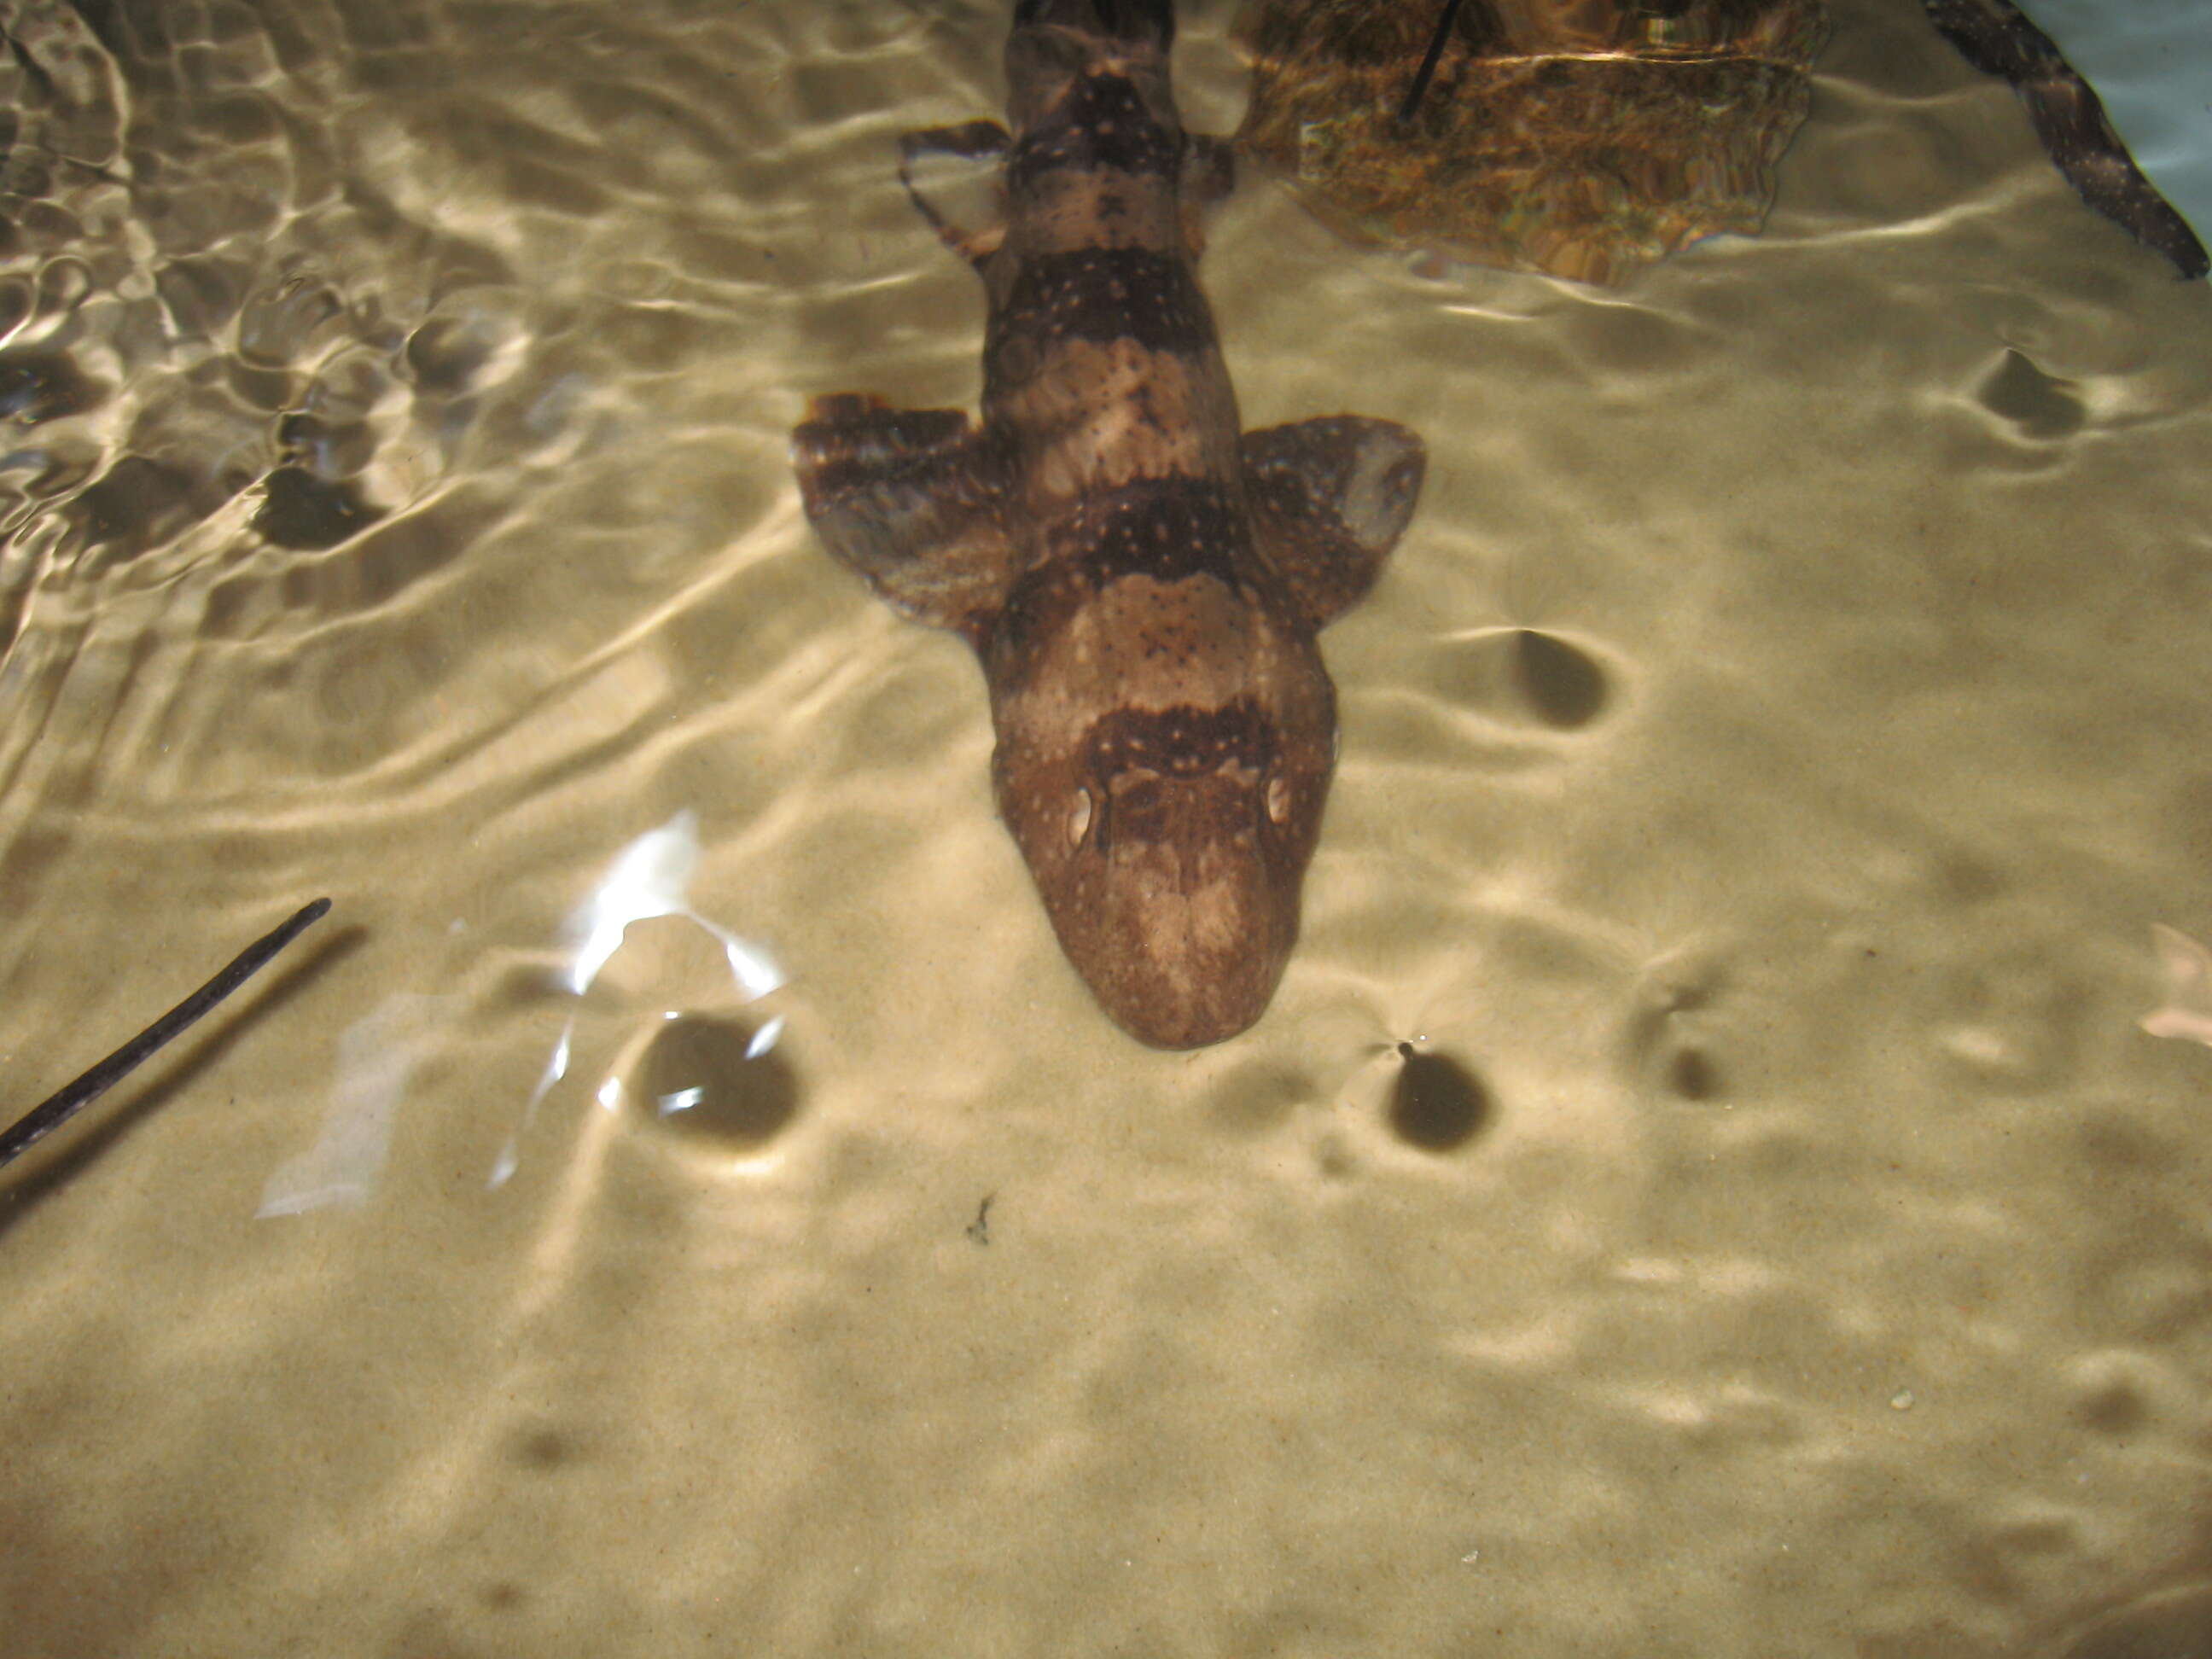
[2,1,2210,1655]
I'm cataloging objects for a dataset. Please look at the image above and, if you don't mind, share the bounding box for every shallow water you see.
[3,1,2210,1655]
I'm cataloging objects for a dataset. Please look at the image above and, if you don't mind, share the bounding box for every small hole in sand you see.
[1388,1043,1488,1152]
[628,1013,800,1150]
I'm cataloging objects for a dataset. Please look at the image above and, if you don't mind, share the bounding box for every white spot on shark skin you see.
[258,992,451,1218]
[489,810,785,1186]
[2141,923,2212,1046]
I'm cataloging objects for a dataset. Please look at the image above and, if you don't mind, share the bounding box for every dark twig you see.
[0,899,332,1172]
[1397,0,1465,124]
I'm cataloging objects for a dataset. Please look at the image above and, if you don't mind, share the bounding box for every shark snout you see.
[1083,873,1289,1049]
[1052,778,1295,1049]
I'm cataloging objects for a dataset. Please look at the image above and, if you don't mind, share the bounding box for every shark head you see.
[995,693,1333,1049]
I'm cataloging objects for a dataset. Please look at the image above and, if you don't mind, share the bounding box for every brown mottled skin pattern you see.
[793,0,1424,1047]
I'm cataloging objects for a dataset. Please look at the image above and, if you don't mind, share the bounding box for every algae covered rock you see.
[1232,0,1830,283]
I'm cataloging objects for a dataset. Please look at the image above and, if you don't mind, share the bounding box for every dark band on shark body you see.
[1080,701,1281,855]
[990,479,1255,677]
[1057,477,1250,588]
[994,247,1215,360]
[1086,696,1278,778]
[1010,73,1182,192]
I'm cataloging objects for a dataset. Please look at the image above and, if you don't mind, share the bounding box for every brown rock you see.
[1232,0,1830,283]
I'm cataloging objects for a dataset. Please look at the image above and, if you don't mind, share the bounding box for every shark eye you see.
[1265,775,1290,825]
[1068,787,1095,847]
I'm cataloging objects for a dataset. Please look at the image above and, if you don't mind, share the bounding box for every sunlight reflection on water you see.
[1,1,2210,1655]
[494,807,785,1185]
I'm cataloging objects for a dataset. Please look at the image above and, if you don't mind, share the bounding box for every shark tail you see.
[1014,0,1174,49]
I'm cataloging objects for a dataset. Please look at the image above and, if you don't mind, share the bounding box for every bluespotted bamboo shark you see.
[792,0,1425,1048]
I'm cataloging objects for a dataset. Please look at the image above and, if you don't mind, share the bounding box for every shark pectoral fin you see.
[1242,416,1427,629]
[899,121,1013,265]
[793,393,1017,637]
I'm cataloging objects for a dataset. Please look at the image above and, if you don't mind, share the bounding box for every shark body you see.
[793,0,1424,1047]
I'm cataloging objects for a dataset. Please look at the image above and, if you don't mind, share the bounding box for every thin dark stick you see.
[1397,0,1465,124]
[0,898,332,1172]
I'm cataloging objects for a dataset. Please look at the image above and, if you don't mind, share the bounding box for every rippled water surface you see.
[3,1,2211,1654]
